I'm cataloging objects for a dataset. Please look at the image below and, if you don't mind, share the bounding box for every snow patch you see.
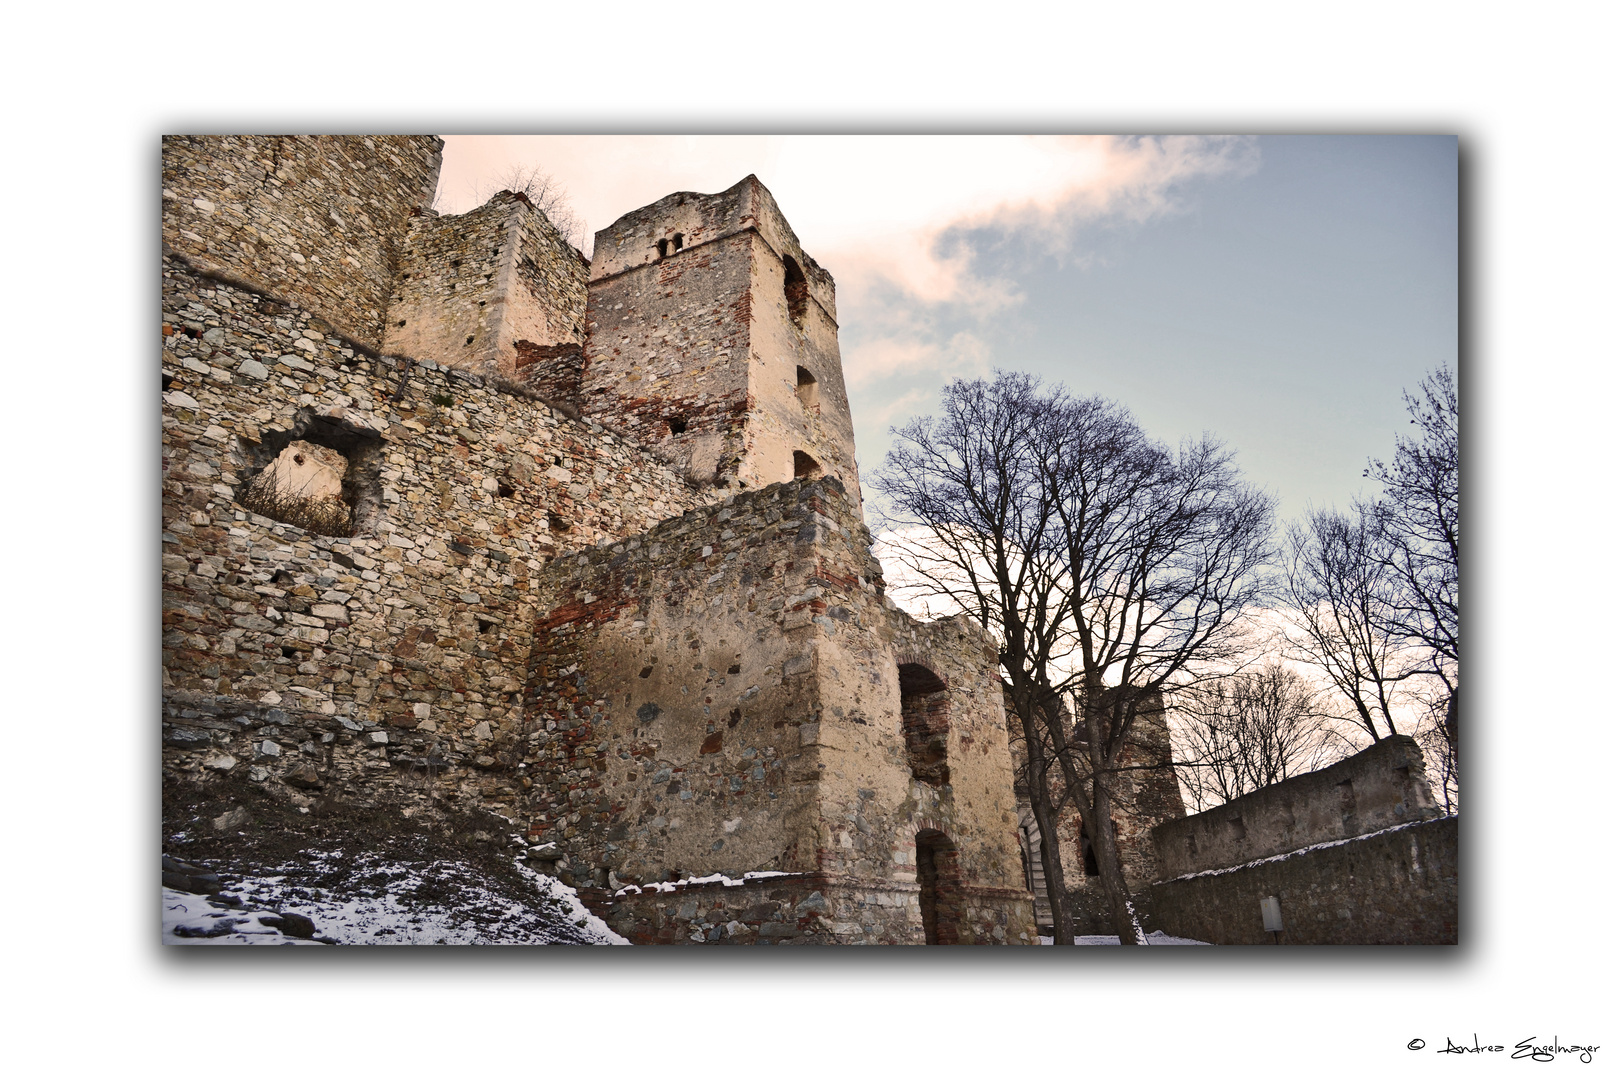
[614,870,798,896]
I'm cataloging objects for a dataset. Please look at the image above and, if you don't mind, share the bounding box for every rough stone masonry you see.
[162,135,1037,943]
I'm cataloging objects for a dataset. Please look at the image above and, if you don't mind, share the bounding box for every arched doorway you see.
[915,828,963,945]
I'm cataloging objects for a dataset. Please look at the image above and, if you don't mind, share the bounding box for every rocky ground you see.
[163,775,625,945]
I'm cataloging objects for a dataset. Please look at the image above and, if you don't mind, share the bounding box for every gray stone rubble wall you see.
[162,256,709,814]
[1147,816,1458,944]
[520,476,1036,943]
[384,191,589,378]
[162,135,443,349]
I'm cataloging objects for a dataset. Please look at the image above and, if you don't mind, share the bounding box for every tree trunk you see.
[1088,775,1146,945]
[1020,709,1075,945]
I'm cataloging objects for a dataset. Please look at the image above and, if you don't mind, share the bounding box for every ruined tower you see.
[580,177,859,506]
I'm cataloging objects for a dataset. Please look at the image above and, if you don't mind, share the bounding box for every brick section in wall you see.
[162,135,443,350]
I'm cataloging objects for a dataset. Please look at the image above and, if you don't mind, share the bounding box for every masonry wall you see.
[580,177,859,502]
[581,230,755,486]
[1148,816,1458,945]
[162,136,443,350]
[519,477,1035,943]
[1152,735,1440,880]
[383,192,589,379]
[161,255,709,817]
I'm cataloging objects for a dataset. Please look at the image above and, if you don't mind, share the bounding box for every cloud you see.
[770,135,1260,310]
[434,135,1259,457]
[844,326,992,392]
[437,135,1256,293]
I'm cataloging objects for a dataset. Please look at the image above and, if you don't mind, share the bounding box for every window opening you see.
[899,663,949,786]
[668,416,688,435]
[671,233,684,252]
[656,238,669,258]
[782,255,808,327]
[1079,821,1101,876]
[793,450,821,479]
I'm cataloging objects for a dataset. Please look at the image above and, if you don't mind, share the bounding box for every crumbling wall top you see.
[588,175,836,324]
[1151,734,1440,880]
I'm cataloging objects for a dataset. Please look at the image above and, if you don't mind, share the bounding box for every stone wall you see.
[162,136,443,350]
[1152,735,1440,880]
[1144,736,1455,944]
[383,191,589,379]
[519,477,1035,943]
[1147,816,1458,945]
[161,255,710,814]
[580,177,860,505]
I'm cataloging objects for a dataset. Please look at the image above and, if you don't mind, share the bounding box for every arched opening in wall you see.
[782,255,808,327]
[239,409,385,538]
[899,663,950,787]
[667,416,688,435]
[671,232,684,252]
[793,450,821,480]
[915,829,963,945]
[795,366,819,410]
[656,238,669,258]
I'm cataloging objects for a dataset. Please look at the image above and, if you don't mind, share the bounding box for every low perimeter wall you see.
[1148,816,1457,945]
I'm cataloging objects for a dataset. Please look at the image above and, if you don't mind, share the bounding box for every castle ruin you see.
[161,135,1073,944]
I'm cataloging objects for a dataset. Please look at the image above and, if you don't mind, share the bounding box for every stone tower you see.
[580,176,859,508]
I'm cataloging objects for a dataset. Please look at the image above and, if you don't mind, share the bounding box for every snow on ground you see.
[1038,931,1211,945]
[163,889,329,945]
[163,851,628,945]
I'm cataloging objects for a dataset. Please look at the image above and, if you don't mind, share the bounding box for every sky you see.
[434,134,1457,528]
[4,2,1614,1072]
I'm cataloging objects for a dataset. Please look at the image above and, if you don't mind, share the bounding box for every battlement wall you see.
[162,135,443,349]
[384,191,589,378]
[161,255,711,818]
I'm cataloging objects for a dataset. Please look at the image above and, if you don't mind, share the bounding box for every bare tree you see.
[1366,367,1458,785]
[1037,406,1276,945]
[1281,507,1412,742]
[1281,368,1458,801]
[1170,662,1342,812]
[876,372,1084,945]
[877,373,1275,945]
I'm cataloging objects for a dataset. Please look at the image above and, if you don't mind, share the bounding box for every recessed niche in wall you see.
[238,409,385,537]
[796,366,819,410]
